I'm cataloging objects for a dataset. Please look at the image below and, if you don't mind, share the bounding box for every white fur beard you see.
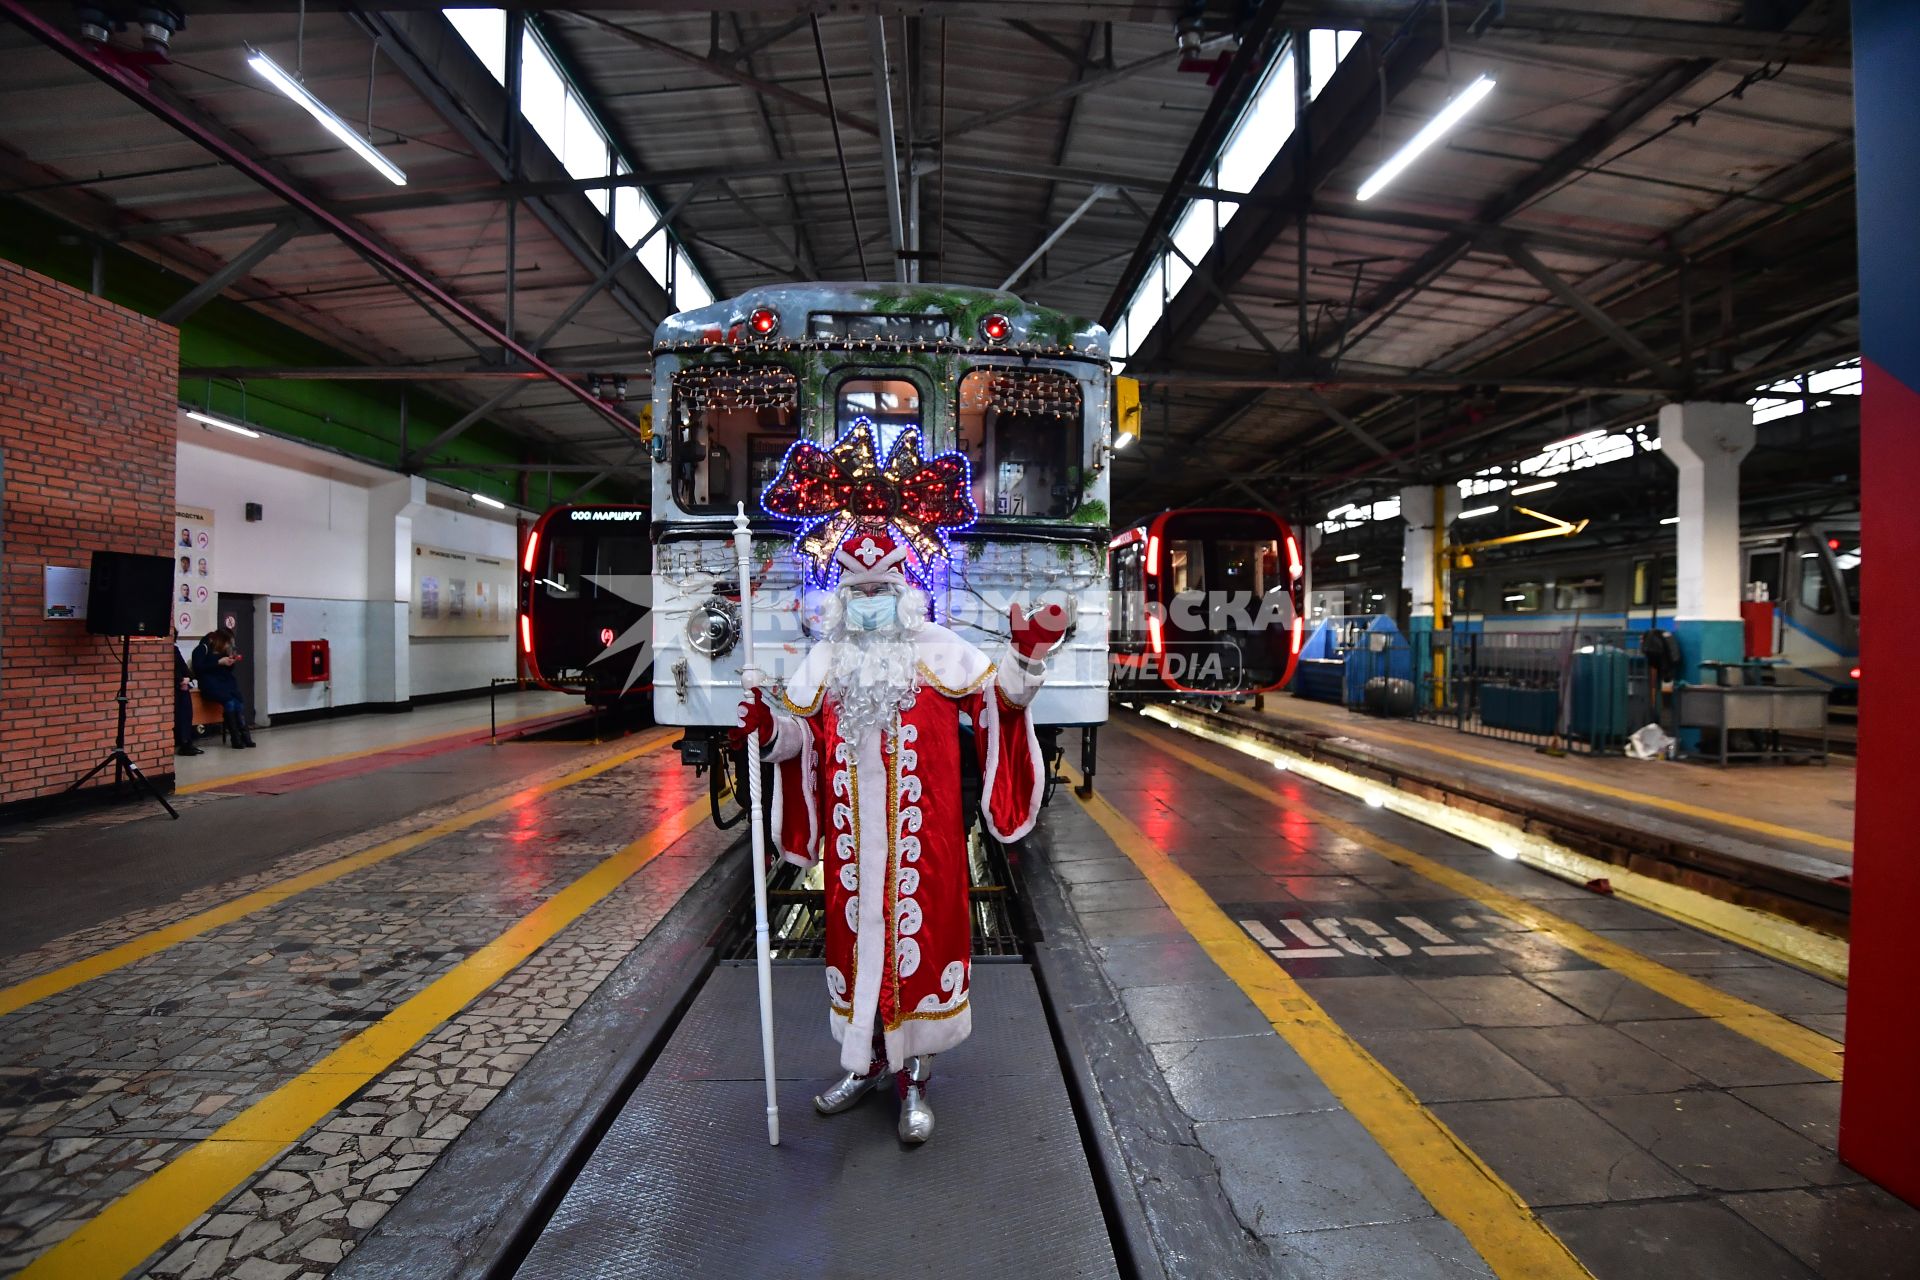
[825,631,919,740]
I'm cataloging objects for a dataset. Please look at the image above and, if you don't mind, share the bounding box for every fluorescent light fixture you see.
[1335,552,1361,563]
[248,49,407,186]
[471,492,507,510]
[1660,516,1680,525]
[1458,504,1499,519]
[184,408,259,438]
[1509,481,1557,496]
[1356,74,1495,202]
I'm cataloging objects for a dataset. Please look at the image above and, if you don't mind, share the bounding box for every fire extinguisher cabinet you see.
[291,639,330,684]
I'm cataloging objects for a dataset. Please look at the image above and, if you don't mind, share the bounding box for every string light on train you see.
[671,365,800,413]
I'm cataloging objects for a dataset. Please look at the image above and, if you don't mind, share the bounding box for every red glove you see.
[729,688,775,750]
[1010,601,1070,661]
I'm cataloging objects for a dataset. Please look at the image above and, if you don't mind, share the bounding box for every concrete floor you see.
[1239,692,1855,868]
[176,689,581,792]
[0,709,1910,1278]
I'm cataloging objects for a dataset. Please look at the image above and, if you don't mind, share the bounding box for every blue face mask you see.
[845,592,898,633]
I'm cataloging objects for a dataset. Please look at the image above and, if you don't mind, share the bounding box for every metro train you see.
[1324,520,1860,695]
[1109,508,1306,698]
[646,282,1123,789]
[517,503,654,704]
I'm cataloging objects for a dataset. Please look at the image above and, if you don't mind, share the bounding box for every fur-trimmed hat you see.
[835,527,911,586]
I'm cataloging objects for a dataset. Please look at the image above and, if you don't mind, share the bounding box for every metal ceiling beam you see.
[113,155,862,241]
[1502,242,1685,387]
[1307,201,1681,265]
[1000,184,1114,291]
[1301,2,1849,66]
[156,220,301,325]
[1,1,640,442]
[1126,22,1440,364]
[181,365,650,382]
[1308,57,1715,372]
[942,44,1182,143]
[363,11,664,339]
[1133,370,1666,394]
[869,18,909,281]
[563,12,880,137]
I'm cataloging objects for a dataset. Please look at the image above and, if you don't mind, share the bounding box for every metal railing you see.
[1414,627,1651,754]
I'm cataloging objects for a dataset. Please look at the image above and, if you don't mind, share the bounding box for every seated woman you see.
[191,628,255,748]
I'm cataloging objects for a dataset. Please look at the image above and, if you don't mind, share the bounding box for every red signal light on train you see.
[522,529,539,574]
[1828,537,1841,550]
[600,627,616,648]
[979,313,1010,343]
[518,614,532,655]
[747,306,780,336]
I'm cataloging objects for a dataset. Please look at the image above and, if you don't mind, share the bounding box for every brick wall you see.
[2,261,178,806]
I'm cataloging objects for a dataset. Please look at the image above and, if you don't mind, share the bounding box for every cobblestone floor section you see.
[0,747,729,1277]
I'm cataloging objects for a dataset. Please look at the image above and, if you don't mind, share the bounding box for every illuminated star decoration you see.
[760,417,976,585]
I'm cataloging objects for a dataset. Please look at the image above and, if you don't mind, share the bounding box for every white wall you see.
[176,438,372,601]
[176,419,523,716]
[408,501,519,698]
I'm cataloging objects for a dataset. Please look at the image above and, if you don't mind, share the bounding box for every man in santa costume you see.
[736,426,1066,1145]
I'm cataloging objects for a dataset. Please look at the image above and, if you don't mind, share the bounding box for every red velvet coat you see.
[763,622,1044,1072]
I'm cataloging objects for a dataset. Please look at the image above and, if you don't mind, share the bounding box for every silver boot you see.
[813,1066,888,1116]
[897,1055,935,1145]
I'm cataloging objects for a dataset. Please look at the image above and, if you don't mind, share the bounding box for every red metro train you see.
[518,504,653,704]
[1109,507,1305,698]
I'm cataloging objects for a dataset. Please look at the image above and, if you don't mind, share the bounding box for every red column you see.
[1838,0,1920,1206]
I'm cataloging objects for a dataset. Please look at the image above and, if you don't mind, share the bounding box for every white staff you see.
[733,503,781,1146]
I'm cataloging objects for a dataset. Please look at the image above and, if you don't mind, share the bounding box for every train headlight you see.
[979,312,1010,343]
[747,305,780,337]
[686,596,740,658]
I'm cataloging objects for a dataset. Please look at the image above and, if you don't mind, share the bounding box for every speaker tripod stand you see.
[66,633,179,820]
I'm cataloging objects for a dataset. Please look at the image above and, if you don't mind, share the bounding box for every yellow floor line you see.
[0,732,675,1019]
[1156,707,1849,983]
[18,791,713,1280]
[1246,705,1853,854]
[1061,760,1593,1280]
[1116,718,1844,1081]
[176,704,581,795]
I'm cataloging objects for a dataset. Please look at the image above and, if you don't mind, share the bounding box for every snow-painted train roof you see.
[654,282,1110,361]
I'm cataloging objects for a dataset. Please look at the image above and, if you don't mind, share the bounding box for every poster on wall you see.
[410,544,514,637]
[174,504,216,639]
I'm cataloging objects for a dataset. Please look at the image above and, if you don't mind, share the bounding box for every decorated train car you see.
[648,283,1126,778]
[517,504,653,704]
[1110,508,1305,698]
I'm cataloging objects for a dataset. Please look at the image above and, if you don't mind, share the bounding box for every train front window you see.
[1799,541,1837,615]
[957,368,1084,518]
[539,532,647,599]
[1830,531,1860,614]
[670,365,799,515]
[836,376,922,450]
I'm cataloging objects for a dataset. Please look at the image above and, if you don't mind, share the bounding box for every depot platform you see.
[1154,695,1861,949]
[4,710,1915,1279]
